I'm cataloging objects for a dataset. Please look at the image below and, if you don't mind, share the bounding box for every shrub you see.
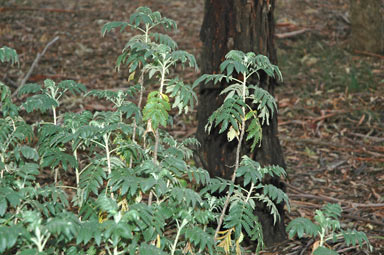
[0,7,287,255]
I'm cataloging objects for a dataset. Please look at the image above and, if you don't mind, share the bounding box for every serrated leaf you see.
[0,46,18,64]
[313,246,338,255]
[17,83,42,96]
[287,217,320,238]
[19,145,39,161]
[143,91,170,129]
[101,21,129,36]
[341,229,371,250]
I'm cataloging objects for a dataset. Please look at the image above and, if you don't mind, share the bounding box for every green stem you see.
[148,129,159,206]
[130,71,144,168]
[32,227,50,252]
[0,154,7,178]
[54,168,58,185]
[245,182,255,203]
[159,62,167,94]
[73,148,80,188]
[319,228,326,246]
[104,134,112,175]
[148,59,167,205]
[171,218,188,255]
[52,106,57,125]
[214,72,248,239]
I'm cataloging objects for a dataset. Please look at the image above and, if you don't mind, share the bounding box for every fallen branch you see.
[0,6,76,13]
[275,28,309,39]
[279,135,353,149]
[289,199,384,227]
[354,157,384,163]
[310,111,345,124]
[12,36,60,97]
[287,193,384,209]
[342,214,384,228]
[285,183,384,208]
[350,132,384,143]
[354,50,384,59]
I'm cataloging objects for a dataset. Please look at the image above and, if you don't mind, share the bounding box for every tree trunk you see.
[196,0,286,246]
[350,0,384,54]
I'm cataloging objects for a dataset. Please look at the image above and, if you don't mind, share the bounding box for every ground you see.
[1,0,383,254]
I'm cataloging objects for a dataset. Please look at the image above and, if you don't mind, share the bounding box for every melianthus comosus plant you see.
[194,50,289,253]
[1,9,216,254]
[287,203,372,255]
[0,17,290,254]
[101,6,180,151]
[1,9,374,255]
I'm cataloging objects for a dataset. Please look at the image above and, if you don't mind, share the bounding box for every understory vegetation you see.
[0,7,371,255]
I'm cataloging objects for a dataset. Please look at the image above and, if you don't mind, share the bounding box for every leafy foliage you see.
[143,91,171,129]
[195,49,281,151]
[341,229,371,249]
[287,203,373,253]
[287,217,320,238]
[3,9,371,255]
[0,46,19,65]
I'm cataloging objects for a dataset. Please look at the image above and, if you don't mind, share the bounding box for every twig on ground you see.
[0,6,76,13]
[354,50,384,59]
[290,198,384,227]
[342,213,384,228]
[336,245,368,254]
[287,193,384,209]
[275,28,309,39]
[355,157,384,163]
[12,36,60,97]
[350,132,384,143]
[280,135,352,149]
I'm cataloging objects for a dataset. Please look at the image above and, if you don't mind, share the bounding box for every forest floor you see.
[1,0,383,254]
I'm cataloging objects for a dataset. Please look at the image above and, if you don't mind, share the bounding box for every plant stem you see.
[104,134,112,175]
[130,71,144,168]
[130,24,147,167]
[73,147,82,206]
[52,104,59,188]
[245,182,255,203]
[74,148,80,188]
[159,64,167,94]
[148,129,159,206]
[214,73,247,239]
[148,60,166,205]
[171,218,188,255]
[52,106,57,125]
[0,154,7,178]
[54,168,58,185]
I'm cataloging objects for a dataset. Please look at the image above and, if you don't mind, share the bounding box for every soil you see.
[1,0,383,254]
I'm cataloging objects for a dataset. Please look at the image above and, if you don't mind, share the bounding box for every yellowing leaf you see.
[160,92,169,102]
[98,211,107,223]
[156,234,161,248]
[128,71,135,81]
[117,198,129,212]
[227,126,239,142]
[217,228,234,254]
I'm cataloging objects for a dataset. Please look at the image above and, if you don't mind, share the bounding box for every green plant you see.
[287,203,373,254]
[0,46,19,65]
[0,7,289,255]
[194,50,289,253]
[1,46,19,118]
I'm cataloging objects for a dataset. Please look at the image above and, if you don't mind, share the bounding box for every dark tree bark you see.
[196,0,286,246]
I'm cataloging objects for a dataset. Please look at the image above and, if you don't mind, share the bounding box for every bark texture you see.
[196,0,286,246]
